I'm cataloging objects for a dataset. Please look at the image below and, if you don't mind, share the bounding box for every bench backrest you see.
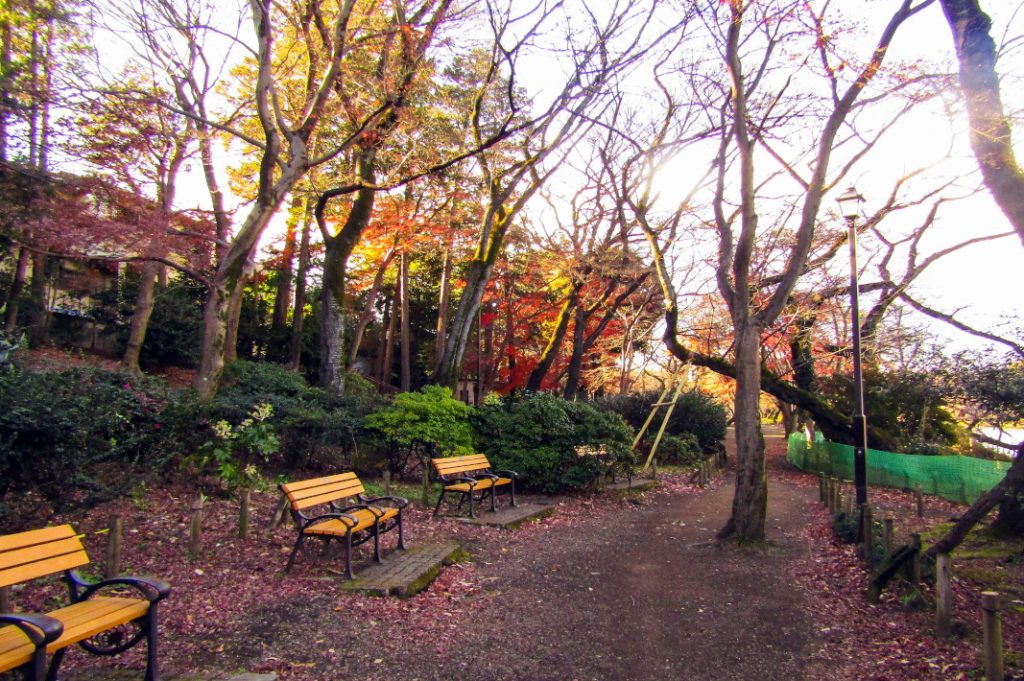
[0,525,89,588]
[281,472,366,511]
[432,454,493,478]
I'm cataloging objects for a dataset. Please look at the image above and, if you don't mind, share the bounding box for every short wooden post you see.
[818,473,826,502]
[883,517,894,557]
[383,470,392,496]
[843,488,854,517]
[916,485,924,518]
[271,494,289,529]
[981,591,1005,681]
[909,533,922,585]
[421,460,430,506]
[830,477,840,513]
[0,586,10,612]
[189,496,204,560]
[862,504,874,562]
[238,487,251,540]
[104,514,124,579]
[936,552,952,638]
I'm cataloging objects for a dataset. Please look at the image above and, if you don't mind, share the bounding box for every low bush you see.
[471,392,634,493]
[596,389,727,455]
[0,367,173,523]
[653,432,702,466]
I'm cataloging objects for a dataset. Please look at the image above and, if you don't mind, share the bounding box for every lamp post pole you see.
[838,186,868,507]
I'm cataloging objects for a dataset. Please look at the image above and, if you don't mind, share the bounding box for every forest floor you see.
[5,426,1023,681]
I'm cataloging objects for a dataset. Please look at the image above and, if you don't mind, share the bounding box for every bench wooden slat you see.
[432,454,493,476]
[0,525,76,553]
[282,475,365,510]
[0,627,34,673]
[46,598,149,652]
[0,550,90,589]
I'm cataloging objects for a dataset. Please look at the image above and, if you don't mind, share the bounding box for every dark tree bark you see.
[288,204,313,371]
[3,248,29,331]
[939,0,1024,246]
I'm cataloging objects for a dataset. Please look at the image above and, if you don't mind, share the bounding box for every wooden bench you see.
[431,454,517,518]
[575,444,632,487]
[280,472,407,579]
[0,525,170,681]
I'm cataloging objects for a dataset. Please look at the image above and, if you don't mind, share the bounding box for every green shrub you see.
[596,389,727,455]
[365,385,475,472]
[0,367,173,518]
[471,392,634,493]
[185,402,280,492]
[654,433,702,466]
[173,361,386,472]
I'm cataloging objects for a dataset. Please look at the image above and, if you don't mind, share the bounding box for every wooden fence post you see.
[271,494,289,529]
[421,460,430,506]
[982,591,1005,681]
[883,517,894,557]
[909,533,922,586]
[238,487,251,540]
[936,552,952,638]
[862,505,874,562]
[383,470,391,496]
[104,514,124,579]
[819,473,826,502]
[189,496,204,560]
[843,489,854,517]
[916,485,924,518]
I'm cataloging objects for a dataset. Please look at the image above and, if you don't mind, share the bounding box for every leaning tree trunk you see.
[719,321,768,542]
[120,262,161,372]
[3,247,29,331]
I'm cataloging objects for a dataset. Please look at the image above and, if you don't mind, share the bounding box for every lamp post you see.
[837,185,868,507]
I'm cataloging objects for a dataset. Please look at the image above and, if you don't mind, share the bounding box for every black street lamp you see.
[837,185,868,507]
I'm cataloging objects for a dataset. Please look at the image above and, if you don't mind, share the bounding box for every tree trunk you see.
[3,247,29,331]
[399,251,411,392]
[120,262,161,372]
[718,321,767,542]
[270,196,302,359]
[347,250,395,371]
[940,0,1024,246]
[288,205,313,371]
[377,293,396,390]
[433,239,453,374]
[562,307,587,400]
[526,290,578,392]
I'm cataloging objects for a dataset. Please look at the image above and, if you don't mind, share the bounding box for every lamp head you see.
[836,185,865,220]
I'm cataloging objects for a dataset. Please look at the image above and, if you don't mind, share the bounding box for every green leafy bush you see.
[596,389,727,455]
[471,392,634,493]
[167,361,385,472]
[654,433,702,466]
[365,385,475,472]
[0,367,172,518]
[186,403,280,492]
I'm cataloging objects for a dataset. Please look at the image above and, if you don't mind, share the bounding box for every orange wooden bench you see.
[280,472,407,579]
[431,454,517,518]
[0,525,170,681]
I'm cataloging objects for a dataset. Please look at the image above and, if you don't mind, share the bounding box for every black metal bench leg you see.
[372,522,382,563]
[344,532,355,580]
[433,489,447,517]
[45,648,66,681]
[510,480,517,508]
[285,534,305,572]
[467,491,475,518]
[144,606,160,681]
[26,645,45,681]
[490,486,497,512]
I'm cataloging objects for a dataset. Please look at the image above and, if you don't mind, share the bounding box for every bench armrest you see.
[0,612,63,646]
[495,469,518,479]
[73,575,171,604]
[443,475,479,487]
[304,511,360,530]
[359,494,408,509]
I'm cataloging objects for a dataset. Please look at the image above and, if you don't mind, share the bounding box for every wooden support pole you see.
[104,514,123,579]
[383,470,391,496]
[830,477,840,513]
[238,487,251,540]
[862,504,874,562]
[883,517,894,557]
[843,488,854,517]
[271,494,289,529]
[909,533,922,586]
[916,485,924,518]
[936,552,952,638]
[819,473,826,502]
[982,591,1005,681]
[189,496,204,560]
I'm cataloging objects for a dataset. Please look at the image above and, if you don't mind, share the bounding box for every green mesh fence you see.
[786,432,1011,504]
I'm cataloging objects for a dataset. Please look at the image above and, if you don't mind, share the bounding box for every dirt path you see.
[214,427,825,681]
